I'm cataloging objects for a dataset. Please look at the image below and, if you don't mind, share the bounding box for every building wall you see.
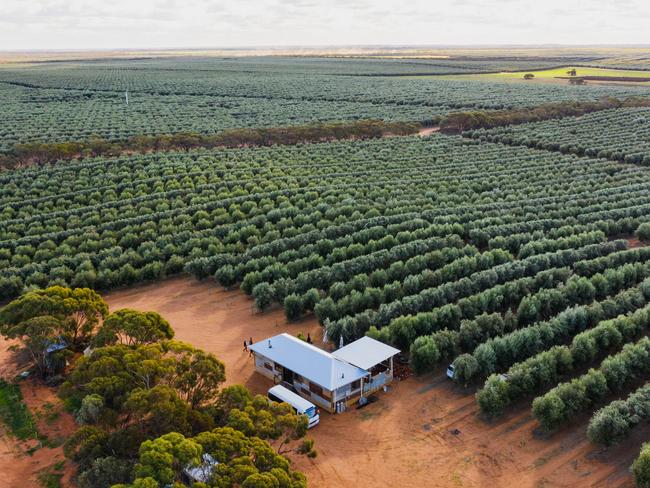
[253,352,278,381]
[291,375,333,412]
[252,351,362,413]
[252,351,397,414]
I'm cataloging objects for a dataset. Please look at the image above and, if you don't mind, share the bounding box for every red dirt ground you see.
[626,236,646,249]
[103,277,645,488]
[0,338,76,488]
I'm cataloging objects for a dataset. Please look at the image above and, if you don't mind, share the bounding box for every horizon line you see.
[3,43,650,53]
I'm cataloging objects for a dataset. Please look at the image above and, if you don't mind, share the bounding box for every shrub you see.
[215,265,237,287]
[476,375,510,417]
[76,394,105,425]
[532,392,566,431]
[635,443,650,487]
[77,456,133,488]
[637,223,650,242]
[410,336,440,375]
[451,354,480,386]
[252,283,274,311]
[284,294,304,321]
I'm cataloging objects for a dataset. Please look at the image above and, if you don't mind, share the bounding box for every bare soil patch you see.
[626,236,647,249]
[105,277,324,390]
[0,378,76,488]
[418,126,440,137]
[103,276,643,488]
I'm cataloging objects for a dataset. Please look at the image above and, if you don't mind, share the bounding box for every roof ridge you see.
[251,332,368,390]
[278,332,335,359]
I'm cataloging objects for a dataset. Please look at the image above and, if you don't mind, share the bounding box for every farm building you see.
[249,333,400,413]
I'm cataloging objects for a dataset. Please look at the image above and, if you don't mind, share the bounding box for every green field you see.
[438,66,650,85]
[1,58,649,153]
[493,66,650,80]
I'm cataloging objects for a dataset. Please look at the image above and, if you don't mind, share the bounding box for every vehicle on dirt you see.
[268,385,320,428]
[446,364,456,379]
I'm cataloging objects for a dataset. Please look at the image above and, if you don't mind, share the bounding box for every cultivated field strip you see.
[1,58,648,150]
[0,133,648,320]
[465,107,650,165]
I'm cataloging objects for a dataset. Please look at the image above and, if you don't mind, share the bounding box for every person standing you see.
[243,340,248,352]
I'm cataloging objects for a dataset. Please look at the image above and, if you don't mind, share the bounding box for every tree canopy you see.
[94,309,174,347]
[0,286,108,376]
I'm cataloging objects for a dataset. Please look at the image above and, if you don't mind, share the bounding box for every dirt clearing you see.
[0,375,76,488]
[418,126,440,137]
[105,277,324,390]
[102,276,644,488]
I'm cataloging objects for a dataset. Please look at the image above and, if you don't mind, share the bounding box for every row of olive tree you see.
[312,246,478,322]
[332,240,626,344]
[311,247,506,324]
[265,235,464,321]
[531,336,650,431]
[236,220,459,293]
[476,303,650,417]
[453,280,650,389]
[371,267,570,351]
[411,261,650,375]
[517,230,606,259]
[587,382,650,447]
[469,213,645,250]
[487,223,606,255]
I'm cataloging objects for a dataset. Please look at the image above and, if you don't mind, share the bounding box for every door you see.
[282,367,294,385]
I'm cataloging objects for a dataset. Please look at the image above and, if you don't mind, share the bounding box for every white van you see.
[446,364,455,379]
[268,385,320,428]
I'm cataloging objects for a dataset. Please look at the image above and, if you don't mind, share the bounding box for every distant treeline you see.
[0,120,421,169]
[439,96,650,133]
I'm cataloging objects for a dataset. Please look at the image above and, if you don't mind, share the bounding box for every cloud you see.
[0,0,649,49]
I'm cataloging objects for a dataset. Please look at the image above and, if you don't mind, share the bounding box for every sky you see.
[1,0,649,50]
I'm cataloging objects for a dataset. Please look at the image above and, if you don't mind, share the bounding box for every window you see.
[309,382,323,397]
[301,387,311,396]
[350,380,361,391]
[264,362,273,371]
[294,373,303,383]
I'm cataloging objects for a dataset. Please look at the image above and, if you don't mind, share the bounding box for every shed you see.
[332,336,400,371]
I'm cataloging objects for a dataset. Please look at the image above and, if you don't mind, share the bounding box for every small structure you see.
[44,338,68,374]
[333,336,399,393]
[182,453,218,485]
[249,333,400,413]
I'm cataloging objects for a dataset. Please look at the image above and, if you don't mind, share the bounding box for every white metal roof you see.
[268,385,317,413]
[250,333,367,391]
[332,336,400,371]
